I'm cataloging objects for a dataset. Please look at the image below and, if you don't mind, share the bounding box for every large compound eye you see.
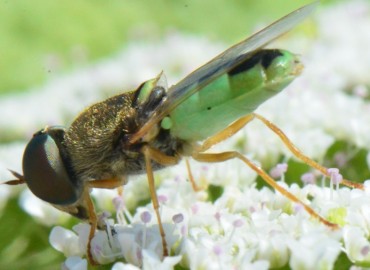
[22,129,79,205]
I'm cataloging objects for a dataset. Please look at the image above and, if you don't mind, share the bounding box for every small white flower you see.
[343,226,370,264]
[49,226,84,257]
[20,189,70,226]
[288,232,342,270]
[256,233,290,268]
[112,262,141,270]
[141,250,181,270]
[62,256,87,270]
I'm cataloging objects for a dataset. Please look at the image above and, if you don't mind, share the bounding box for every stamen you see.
[173,213,186,236]
[232,219,244,228]
[180,225,187,236]
[158,194,168,204]
[213,244,223,256]
[97,211,111,228]
[172,213,184,224]
[214,212,221,222]
[113,196,132,225]
[301,172,316,185]
[141,211,152,224]
[191,204,199,214]
[361,246,370,256]
[294,204,304,214]
[213,244,223,269]
[140,211,152,249]
[158,194,167,217]
[270,163,288,182]
[327,168,343,199]
[228,219,244,241]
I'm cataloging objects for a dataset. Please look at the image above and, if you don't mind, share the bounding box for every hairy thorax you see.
[63,91,186,183]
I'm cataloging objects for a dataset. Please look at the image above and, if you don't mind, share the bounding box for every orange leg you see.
[81,190,99,265]
[189,112,366,229]
[185,159,203,192]
[83,177,127,265]
[142,146,181,257]
[4,171,128,265]
[88,177,126,189]
[199,113,363,190]
[192,151,339,229]
[199,114,254,152]
[117,186,124,197]
[183,114,253,192]
[253,113,363,190]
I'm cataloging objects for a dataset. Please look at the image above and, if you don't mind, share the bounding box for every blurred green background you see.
[0,1,346,269]
[0,0,317,95]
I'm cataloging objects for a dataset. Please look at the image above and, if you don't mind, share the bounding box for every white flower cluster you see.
[51,176,370,270]
[2,1,370,269]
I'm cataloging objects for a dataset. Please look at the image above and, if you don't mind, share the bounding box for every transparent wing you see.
[129,1,318,143]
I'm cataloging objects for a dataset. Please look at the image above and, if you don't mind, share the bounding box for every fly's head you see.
[6,126,89,220]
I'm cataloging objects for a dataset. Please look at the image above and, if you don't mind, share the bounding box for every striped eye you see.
[22,127,80,205]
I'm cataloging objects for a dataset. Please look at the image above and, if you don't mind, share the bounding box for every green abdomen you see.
[164,49,302,142]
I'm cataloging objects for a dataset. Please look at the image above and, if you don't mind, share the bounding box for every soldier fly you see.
[4,1,364,265]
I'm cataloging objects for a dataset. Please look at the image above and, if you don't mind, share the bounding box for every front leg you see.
[141,145,181,257]
[79,177,126,265]
[78,189,99,266]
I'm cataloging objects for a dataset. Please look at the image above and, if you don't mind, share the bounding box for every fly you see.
[4,1,363,265]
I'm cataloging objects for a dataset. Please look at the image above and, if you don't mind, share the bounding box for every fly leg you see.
[185,158,203,192]
[200,113,363,190]
[83,177,126,265]
[198,114,254,152]
[88,177,126,189]
[253,113,364,190]
[142,146,181,257]
[78,189,99,265]
[192,151,339,229]
[191,114,348,229]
